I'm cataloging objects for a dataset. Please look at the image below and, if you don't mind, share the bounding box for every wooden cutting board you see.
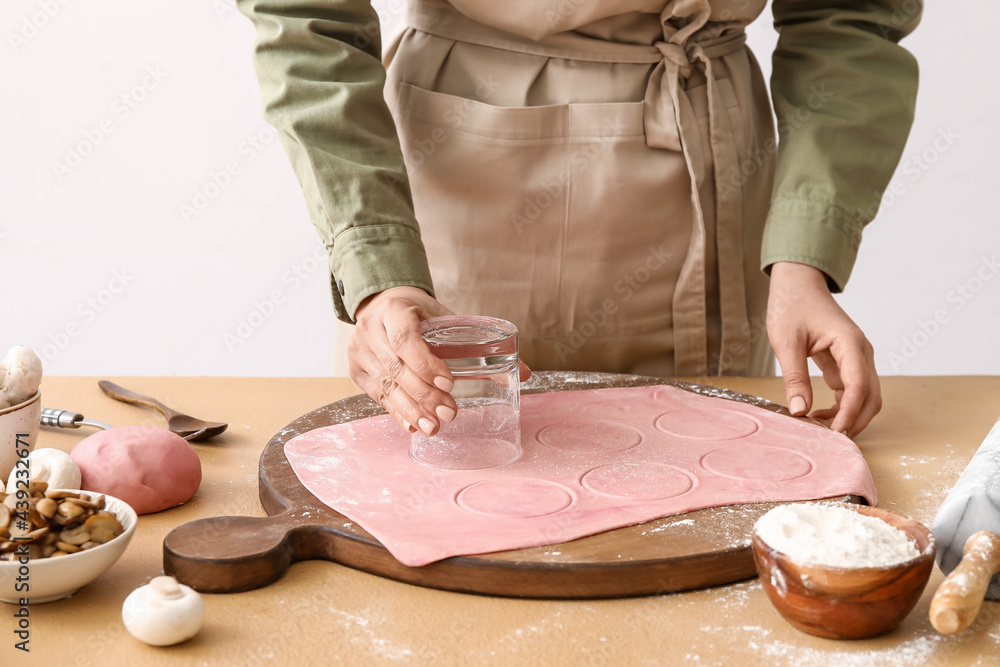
[163,372,863,598]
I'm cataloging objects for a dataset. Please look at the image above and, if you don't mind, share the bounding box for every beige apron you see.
[384,0,775,377]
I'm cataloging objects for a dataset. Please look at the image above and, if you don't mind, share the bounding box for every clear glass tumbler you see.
[409,316,521,470]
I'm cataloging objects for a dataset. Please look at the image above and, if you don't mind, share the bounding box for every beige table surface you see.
[4,376,1000,666]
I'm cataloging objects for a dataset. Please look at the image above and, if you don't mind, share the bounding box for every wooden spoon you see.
[98,380,228,441]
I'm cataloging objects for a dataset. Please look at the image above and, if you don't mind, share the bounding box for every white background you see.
[1,1,997,378]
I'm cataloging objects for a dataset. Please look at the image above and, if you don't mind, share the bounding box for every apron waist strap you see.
[405,3,745,67]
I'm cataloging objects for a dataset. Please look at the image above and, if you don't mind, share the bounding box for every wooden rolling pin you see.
[930,417,1000,634]
[930,531,1000,634]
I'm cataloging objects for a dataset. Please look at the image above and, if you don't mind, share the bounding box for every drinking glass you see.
[410,316,521,470]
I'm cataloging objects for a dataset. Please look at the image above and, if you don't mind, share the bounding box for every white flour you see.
[754,503,920,567]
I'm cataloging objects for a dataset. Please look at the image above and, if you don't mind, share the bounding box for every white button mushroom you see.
[5,448,82,493]
[2,346,42,406]
[0,362,8,406]
[122,576,205,646]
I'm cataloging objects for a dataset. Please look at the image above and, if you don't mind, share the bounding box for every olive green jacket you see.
[236,0,920,322]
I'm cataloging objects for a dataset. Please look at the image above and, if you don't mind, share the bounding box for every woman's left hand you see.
[766,261,881,438]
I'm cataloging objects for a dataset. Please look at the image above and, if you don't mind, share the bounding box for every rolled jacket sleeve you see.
[762,0,921,292]
[236,0,435,321]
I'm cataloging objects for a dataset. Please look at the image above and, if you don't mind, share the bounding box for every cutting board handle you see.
[163,513,326,593]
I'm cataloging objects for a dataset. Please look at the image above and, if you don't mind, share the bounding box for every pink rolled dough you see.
[71,425,202,514]
[285,385,878,566]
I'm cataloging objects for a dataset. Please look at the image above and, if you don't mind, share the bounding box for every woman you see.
[236,0,919,439]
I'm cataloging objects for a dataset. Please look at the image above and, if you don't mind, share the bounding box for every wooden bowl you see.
[751,504,936,639]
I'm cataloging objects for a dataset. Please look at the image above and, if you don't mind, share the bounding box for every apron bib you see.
[385,0,774,377]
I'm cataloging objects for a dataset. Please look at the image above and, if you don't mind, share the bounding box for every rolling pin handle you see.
[929,530,1000,635]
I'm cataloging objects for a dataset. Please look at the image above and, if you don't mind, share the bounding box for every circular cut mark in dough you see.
[581,463,695,500]
[536,421,643,453]
[655,408,759,440]
[456,479,573,518]
[701,445,813,481]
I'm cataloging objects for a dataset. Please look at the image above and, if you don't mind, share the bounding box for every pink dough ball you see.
[71,425,202,515]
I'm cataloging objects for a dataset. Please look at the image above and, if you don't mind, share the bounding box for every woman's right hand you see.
[348,286,459,437]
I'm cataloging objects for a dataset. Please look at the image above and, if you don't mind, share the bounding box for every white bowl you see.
[0,491,137,604]
[0,391,40,482]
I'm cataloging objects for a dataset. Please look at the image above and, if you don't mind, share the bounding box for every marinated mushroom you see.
[0,487,124,560]
[36,497,57,519]
[56,501,85,522]
[84,514,122,543]
[59,525,91,546]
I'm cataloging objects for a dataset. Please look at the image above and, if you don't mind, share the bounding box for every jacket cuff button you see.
[337,279,345,296]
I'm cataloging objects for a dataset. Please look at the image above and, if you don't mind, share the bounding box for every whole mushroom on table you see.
[122,575,205,646]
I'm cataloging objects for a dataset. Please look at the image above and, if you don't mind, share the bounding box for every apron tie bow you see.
[654,41,693,77]
[642,30,752,375]
[642,41,694,153]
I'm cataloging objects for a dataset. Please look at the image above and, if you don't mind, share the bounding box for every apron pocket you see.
[393,82,690,340]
